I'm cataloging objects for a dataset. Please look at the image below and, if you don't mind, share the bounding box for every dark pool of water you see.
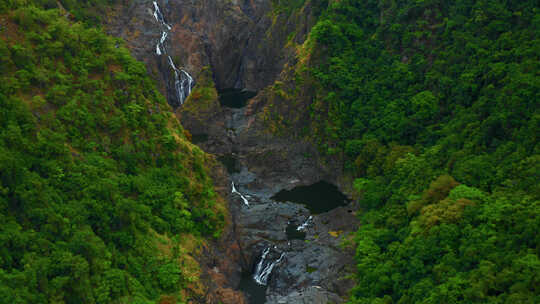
[191,133,208,144]
[271,181,350,214]
[217,154,240,174]
[286,222,306,240]
[219,88,257,108]
[238,271,266,304]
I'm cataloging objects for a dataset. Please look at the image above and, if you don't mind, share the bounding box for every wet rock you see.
[266,286,343,304]
[207,285,248,304]
[227,173,357,303]
[105,0,299,105]
[103,2,356,303]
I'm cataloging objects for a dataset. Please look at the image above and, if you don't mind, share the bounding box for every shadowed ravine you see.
[204,92,359,303]
[4,0,537,303]
[105,1,358,302]
[225,159,357,304]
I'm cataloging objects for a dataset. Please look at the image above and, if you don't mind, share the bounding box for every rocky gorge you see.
[104,1,358,303]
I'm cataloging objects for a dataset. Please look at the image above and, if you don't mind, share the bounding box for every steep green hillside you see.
[263,0,539,302]
[0,4,223,304]
[1,0,118,25]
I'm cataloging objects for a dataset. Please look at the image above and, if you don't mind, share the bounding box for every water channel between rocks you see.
[214,89,354,304]
[231,179,351,304]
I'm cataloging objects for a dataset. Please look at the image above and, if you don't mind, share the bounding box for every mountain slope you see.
[254,1,539,302]
[0,4,224,303]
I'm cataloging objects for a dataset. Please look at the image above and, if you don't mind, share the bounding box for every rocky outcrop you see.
[178,96,357,303]
[105,0,312,107]
[266,286,343,304]
[227,167,357,303]
[104,1,357,303]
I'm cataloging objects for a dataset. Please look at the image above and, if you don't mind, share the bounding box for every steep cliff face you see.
[0,4,230,302]
[163,0,275,91]
[103,1,352,303]
[105,0,311,104]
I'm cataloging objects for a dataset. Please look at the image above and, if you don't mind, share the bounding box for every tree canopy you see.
[0,3,224,303]
[265,1,539,302]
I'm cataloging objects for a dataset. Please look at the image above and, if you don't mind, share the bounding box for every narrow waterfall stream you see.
[296,216,313,232]
[253,247,285,285]
[152,1,194,106]
[231,182,250,207]
[229,173,355,304]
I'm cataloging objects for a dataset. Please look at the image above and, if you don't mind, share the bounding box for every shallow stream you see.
[232,178,351,303]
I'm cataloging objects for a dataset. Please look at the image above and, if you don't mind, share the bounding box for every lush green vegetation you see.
[180,67,220,117]
[0,3,224,303]
[1,0,118,25]
[1,0,538,302]
[266,0,539,302]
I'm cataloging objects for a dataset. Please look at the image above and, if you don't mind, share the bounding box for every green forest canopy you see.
[0,3,223,303]
[0,0,538,303]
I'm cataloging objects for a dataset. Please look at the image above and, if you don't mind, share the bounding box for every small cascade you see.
[232,182,250,206]
[152,1,171,29]
[253,248,285,285]
[156,31,167,55]
[167,56,193,105]
[151,1,194,106]
[297,216,313,231]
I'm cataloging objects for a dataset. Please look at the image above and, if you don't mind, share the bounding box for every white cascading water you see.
[153,1,171,29]
[253,247,285,285]
[231,181,250,206]
[297,216,313,231]
[152,1,193,105]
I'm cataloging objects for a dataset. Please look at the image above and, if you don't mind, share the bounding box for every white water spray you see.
[231,182,250,206]
[152,1,171,28]
[253,248,285,285]
[152,1,193,105]
[297,216,313,231]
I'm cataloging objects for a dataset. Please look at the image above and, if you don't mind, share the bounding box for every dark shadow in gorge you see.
[238,270,267,304]
[219,88,257,108]
[217,154,241,174]
[191,133,209,144]
[271,181,350,214]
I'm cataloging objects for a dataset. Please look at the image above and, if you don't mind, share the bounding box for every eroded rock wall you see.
[103,1,351,303]
[105,0,301,101]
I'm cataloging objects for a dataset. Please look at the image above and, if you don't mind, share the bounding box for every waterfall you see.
[152,1,171,29]
[154,20,167,55]
[253,248,285,285]
[297,216,313,231]
[167,56,193,105]
[152,1,193,106]
[231,181,250,206]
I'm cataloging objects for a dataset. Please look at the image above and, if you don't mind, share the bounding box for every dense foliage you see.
[0,4,223,303]
[267,0,539,302]
[1,0,118,25]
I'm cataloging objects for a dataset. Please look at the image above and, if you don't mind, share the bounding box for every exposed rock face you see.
[267,286,344,304]
[165,0,278,91]
[178,96,357,303]
[106,0,301,105]
[105,1,356,303]
[228,167,357,303]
